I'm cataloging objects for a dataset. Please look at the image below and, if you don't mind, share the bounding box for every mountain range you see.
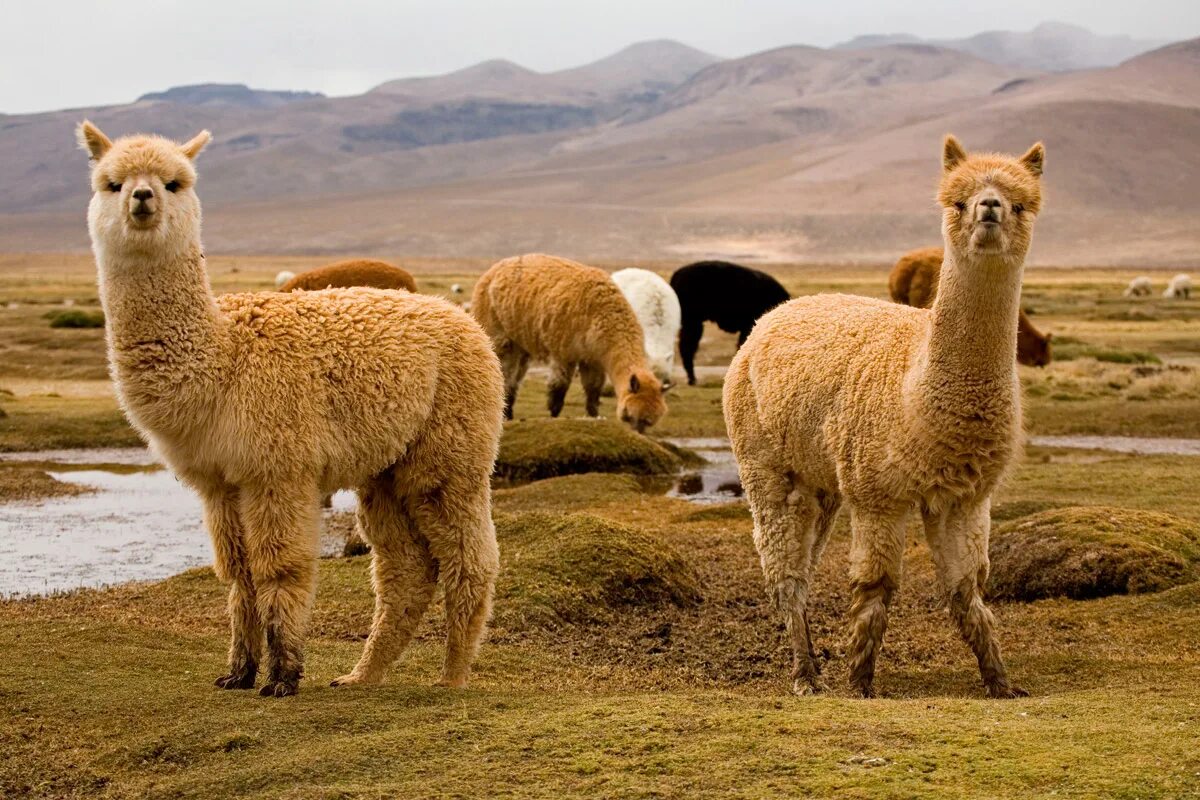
[0,25,1196,266]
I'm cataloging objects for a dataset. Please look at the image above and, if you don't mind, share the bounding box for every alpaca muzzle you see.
[128,184,158,225]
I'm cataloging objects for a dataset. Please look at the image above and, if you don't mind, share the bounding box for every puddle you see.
[662,438,743,504]
[1029,435,1200,456]
[1,449,355,598]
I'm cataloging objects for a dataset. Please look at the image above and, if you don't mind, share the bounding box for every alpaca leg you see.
[200,482,262,689]
[679,318,703,385]
[497,340,530,420]
[546,360,576,418]
[414,480,500,688]
[845,506,909,697]
[239,481,320,698]
[579,362,606,417]
[332,478,438,686]
[741,464,824,695]
[924,501,1026,699]
[805,490,842,668]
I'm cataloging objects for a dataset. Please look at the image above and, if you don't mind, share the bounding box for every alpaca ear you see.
[180,130,212,160]
[77,120,112,161]
[943,135,967,172]
[1020,141,1045,177]
[629,374,640,394]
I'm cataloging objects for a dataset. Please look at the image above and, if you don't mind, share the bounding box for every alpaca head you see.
[77,121,211,257]
[939,135,1044,261]
[617,368,667,433]
[1017,328,1052,367]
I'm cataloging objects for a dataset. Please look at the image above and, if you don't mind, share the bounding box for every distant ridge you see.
[138,84,324,109]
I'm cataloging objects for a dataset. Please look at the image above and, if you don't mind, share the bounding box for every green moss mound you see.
[494,473,645,513]
[494,511,701,630]
[496,419,688,482]
[989,506,1200,601]
[45,309,105,328]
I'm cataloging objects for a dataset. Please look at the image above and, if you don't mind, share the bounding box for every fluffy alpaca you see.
[78,121,503,697]
[1163,274,1192,299]
[724,135,1044,699]
[669,261,790,385]
[273,271,295,289]
[610,267,682,386]
[1124,276,1153,297]
[280,259,418,293]
[472,253,667,431]
[890,246,1053,367]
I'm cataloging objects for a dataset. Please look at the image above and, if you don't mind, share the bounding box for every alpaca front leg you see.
[240,483,320,698]
[332,483,438,686]
[497,340,530,420]
[199,482,262,689]
[924,501,1026,699]
[579,362,606,417]
[546,360,576,417]
[679,318,703,385]
[845,506,909,697]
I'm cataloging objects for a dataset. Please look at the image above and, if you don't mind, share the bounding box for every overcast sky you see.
[5,0,1198,114]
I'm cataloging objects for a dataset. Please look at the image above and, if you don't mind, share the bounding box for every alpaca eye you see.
[954,201,965,211]
[164,180,180,193]
[1012,204,1024,214]
[107,182,122,193]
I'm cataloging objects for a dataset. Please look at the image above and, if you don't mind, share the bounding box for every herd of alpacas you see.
[78,116,1106,701]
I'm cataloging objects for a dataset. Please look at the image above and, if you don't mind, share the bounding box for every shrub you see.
[46,309,105,329]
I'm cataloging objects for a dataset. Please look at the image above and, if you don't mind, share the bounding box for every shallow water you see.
[1029,435,1200,456]
[663,438,744,504]
[0,450,355,598]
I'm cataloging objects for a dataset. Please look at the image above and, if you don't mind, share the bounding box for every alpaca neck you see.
[96,238,225,401]
[603,344,644,386]
[917,248,1023,410]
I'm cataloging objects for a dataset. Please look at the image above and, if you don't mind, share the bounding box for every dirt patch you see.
[989,506,1200,601]
[495,419,689,482]
[493,511,702,631]
[0,463,91,503]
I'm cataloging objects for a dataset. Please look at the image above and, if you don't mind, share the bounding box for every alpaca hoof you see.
[259,681,298,698]
[330,672,371,687]
[853,683,877,699]
[987,683,1029,699]
[791,678,826,697]
[438,676,469,689]
[214,670,256,690]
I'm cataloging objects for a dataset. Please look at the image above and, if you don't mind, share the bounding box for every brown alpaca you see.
[890,246,1052,367]
[725,135,1044,699]
[280,259,418,293]
[472,254,667,432]
[78,121,503,697]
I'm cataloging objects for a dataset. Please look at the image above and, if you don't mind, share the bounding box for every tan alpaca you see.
[472,253,667,431]
[725,135,1044,699]
[78,121,503,697]
[890,246,1053,367]
[280,259,418,293]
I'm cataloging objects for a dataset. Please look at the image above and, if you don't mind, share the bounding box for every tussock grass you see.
[496,418,688,482]
[44,309,105,329]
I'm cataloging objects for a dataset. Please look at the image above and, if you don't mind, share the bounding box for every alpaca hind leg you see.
[497,341,530,420]
[804,489,842,669]
[579,362,606,417]
[332,477,437,686]
[741,464,824,695]
[414,479,500,688]
[200,481,263,689]
[546,360,576,418]
[845,505,909,697]
[239,481,320,697]
[679,318,703,385]
[924,500,1026,699]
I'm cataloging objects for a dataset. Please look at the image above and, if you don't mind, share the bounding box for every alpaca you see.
[78,121,503,697]
[610,267,682,387]
[669,261,790,385]
[273,271,295,289]
[1124,276,1153,297]
[472,253,667,431]
[280,259,418,293]
[890,246,1053,367]
[1163,274,1192,299]
[724,135,1044,699]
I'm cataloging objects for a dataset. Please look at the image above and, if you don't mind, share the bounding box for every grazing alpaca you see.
[611,267,682,386]
[669,261,790,385]
[890,246,1053,367]
[472,254,667,432]
[78,121,503,696]
[274,270,296,289]
[1163,274,1192,299]
[280,259,418,293]
[1124,276,1153,297]
[725,135,1044,699]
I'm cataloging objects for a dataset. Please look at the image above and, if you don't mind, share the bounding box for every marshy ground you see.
[1,254,1198,798]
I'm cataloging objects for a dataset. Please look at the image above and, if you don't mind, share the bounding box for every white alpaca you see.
[1124,276,1152,297]
[1163,274,1192,299]
[274,270,296,289]
[611,268,681,387]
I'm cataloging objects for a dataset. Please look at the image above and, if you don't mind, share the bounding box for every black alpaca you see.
[669,261,790,385]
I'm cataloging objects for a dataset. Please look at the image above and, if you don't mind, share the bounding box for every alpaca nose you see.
[133,188,153,201]
[980,198,1001,209]
[978,197,1003,223]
